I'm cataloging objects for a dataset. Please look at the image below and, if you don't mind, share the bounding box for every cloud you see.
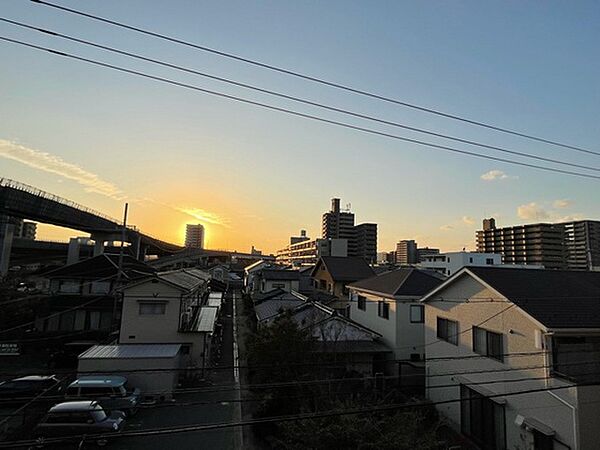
[175,206,231,228]
[461,216,475,225]
[553,199,573,209]
[0,139,124,199]
[480,170,517,181]
[517,202,550,220]
[439,224,454,231]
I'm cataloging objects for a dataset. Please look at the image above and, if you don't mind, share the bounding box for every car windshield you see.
[90,409,107,422]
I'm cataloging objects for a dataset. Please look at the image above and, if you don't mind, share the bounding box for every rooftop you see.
[195,307,218,332]
[79,344,182,359]
[313,256,375,281]
[349,268,445,298]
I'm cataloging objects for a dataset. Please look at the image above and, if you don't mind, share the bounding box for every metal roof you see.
[207,297,221,308]
[156,269,209,291]
[196,307,218,332]
[79,344,181,359]
[69,376,127,388]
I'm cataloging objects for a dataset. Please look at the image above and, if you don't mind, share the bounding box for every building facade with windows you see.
[119,268,214,367]
[422,266,600,450]
[420,251,503,276]
[276,236,348,267]
[348,268,445,364]
[184,224,205,249]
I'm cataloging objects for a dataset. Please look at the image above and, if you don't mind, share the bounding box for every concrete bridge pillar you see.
[0,215,15,278]
[91,232,122,257]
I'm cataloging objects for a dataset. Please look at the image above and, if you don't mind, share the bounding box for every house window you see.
[469,257,473,263]
[319,280,327,290]
[139,303,166,315]
[473,326,504,362]
[410,305,424,323]
[486,258,494,265]
[460,385,506,449]
[437,317,458,345]
[378,301,389,320]
[272,283,285,288]
[357,295,366,311]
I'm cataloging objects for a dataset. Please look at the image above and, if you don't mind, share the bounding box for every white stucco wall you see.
[424,273,580,450]
[349,290,424,361]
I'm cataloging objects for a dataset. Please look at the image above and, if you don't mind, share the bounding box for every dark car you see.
[65,376,140,416]
[0,375,60,404]
[34,400,125,446]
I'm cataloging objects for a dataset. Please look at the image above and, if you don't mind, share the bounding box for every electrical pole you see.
[111,203,128,335]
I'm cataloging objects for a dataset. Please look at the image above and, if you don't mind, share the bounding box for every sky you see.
[1,1,600,254]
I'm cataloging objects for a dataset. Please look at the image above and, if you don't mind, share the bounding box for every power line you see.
[1,379,598,448]
[1,36,599,182]
[2,18,599,174]
[29,0,600,158]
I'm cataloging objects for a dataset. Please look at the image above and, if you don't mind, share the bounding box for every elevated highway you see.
[0,178,182,275]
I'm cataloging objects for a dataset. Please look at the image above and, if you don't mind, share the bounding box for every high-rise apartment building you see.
[184,224,205,249]
[15,219,36,240]
[395,240,418,265]
[321,198,377,261]
[476,218,600,270]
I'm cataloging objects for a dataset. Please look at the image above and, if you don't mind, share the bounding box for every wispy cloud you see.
[480,170,517,181]
[553,199,573,209]
[0,139,124,199]
[461,216,475,225]
[439,224,454,231]
[175,206,231,228]
[517,202,550,220]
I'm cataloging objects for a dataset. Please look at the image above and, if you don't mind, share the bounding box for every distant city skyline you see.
[2,1,599,253]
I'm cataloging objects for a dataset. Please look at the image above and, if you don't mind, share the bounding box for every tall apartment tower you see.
[395,240,418,265]
[321,198,377,261]
[476,218,564,269]
[185,224,205,249]
[560,220,600,271]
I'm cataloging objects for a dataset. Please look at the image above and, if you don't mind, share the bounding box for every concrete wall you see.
[261,279,299,293]
[424,273,579,449]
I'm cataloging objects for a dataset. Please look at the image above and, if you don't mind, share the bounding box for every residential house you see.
[243,260,274,294]
[258,269,300,294]
[421,267,600,450]
[119,268,214,368]
[347,268,445,373]
[254,290,306,326]
[35,254,154,338]
[311,256,375,298]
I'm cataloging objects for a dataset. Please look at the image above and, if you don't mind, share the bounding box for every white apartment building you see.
[422,266,600,450]
[184,224,205,249]
[420,251,502,276]
[276,237,347,266]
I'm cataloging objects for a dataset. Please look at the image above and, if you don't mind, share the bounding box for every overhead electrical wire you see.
[29,0,600,157]
[1,35,600,182]
[1,379,598,448]
[1,17,599,174]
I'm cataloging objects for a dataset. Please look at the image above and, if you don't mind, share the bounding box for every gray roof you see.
[255,295,305,322]
[69,376,127,388]
[79,344,181,359]
[313,257,375,282]
[207,297,221,308]
[156,269,209,291]
[465,267,600,329]
[196,307,218,332]
[261,269,300,281]
[349,268,445,297]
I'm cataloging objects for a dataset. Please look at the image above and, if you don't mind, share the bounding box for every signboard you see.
[0,343,21,356]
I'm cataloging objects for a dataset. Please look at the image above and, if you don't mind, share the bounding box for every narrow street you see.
[111,290,237,450]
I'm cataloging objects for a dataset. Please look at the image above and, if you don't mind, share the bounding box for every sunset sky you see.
[2,1,600,254]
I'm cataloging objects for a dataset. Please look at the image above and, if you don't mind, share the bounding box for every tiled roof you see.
[314,257,375,281]
[349,268,444,297]
[254,293,305,322]
[156,268,209,291]
[466,267,600,329]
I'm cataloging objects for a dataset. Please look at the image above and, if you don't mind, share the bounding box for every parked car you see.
[34,400,125,446]
[0,375,61,404]
[65,376,140,415]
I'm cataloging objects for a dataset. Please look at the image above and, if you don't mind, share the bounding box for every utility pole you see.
[111,203,128,334]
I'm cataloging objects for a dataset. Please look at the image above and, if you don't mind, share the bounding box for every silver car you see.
[34,400,125,446]
[65,376,140,416]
